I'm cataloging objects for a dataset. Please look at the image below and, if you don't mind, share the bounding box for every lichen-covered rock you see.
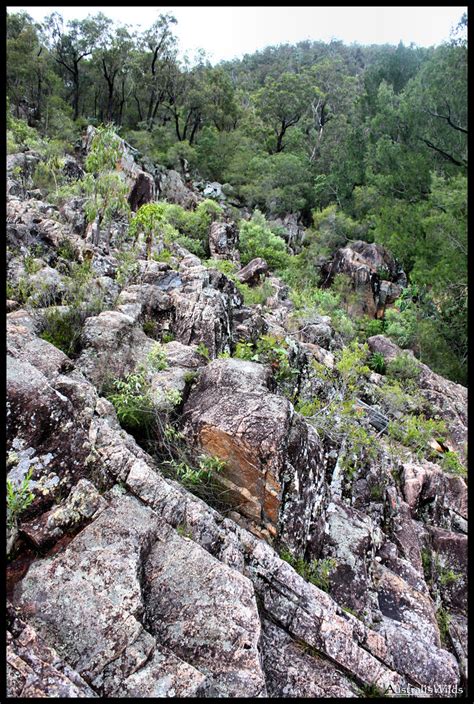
[144,524,266,697]
[321,242,405,318]
[261,619,359,697]
[13,495,161,692]
[236,257,268,285]
[76,310,156,388]
[116,283,173,324]
[368,335,467,461]
[321,500,383,623]
[7,616,96,698]
[208,220,240,262]
[170,266,242,357]
[7,356,91,510]
[158,169,200,209]
[19,479,107,549]
[183,357,327,551]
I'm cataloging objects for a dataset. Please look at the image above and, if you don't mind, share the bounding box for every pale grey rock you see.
[144,524,266,697]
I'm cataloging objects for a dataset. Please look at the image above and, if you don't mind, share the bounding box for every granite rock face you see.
[6,127,467,699]
[183,358,327,551]
[321,241,406,318]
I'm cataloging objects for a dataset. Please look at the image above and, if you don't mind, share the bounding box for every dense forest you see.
[6,10,467,383]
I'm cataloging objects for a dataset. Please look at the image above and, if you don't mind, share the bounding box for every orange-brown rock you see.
[182,358,327,552]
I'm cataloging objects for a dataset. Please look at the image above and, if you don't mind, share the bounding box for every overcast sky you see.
[8,6,467,63]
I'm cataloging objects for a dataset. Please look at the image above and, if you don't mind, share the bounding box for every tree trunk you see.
[103,221,112,253]
[73,62,80,121]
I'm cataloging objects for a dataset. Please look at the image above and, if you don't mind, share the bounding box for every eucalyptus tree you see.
[43,12,107,119]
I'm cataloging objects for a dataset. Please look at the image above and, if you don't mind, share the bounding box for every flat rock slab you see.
[144,524,266,697]
[13,495,161,692]
[261,618,359,697]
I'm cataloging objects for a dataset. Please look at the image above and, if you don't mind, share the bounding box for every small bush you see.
[239,210,290,269]
[196,342,210,360]
[440,451,467,478]
[107,370,155,433]
[146,343,168,371]
[387,414,447,458]
[436,607,451,646]
[40,307,84,356]
[386,352,421,383]
[368,352,386,374]
[116,250,139,287]
[280,549,337,592]
[7,468,34,528]
[236,279,273,306]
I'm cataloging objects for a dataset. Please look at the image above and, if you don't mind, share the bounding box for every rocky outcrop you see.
[368,335,467,461]
[144,525,266,697]
[170,261,242,357]
[6,126,468,698]
[158,169,200,209]
[208,220,240,262]
[183,358,327,550]
[237,257,268,285]
[321,241,406,318]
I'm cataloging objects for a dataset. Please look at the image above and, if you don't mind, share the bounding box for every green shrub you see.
[7,468,34,528]
[386,352,421,383]
[164,388,183,407]
[57,238,77,261]
[196,342,210,360]
[374,380,422,417]
[236,279,273,306]
[368,351,386,374]
[440,451,467,478]
[239,210,290,269]
[107,370,155,433]
[40,307,84,356]
[280,549,337,592]
[357,316,386,339]
[436,607,451,646]
[146,343,168,371]
[142,319,160,339]
[438,566,462,587]
[387,414,447,458]
[162,331,175,343]
[116,250,139,287]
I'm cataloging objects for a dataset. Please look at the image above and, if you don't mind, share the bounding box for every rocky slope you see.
[6,134,468,698]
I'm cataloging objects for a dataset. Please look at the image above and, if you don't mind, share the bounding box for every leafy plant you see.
[280,549,337,592]
[164,388,183,407]
[7,469,35,528]
[196,342,210,360]
[387,414,447,458]
[368,351,386,374]
[107,370,155,432]
[438,566,462,587]
[436,607,451,646]
[440,451,467,478]
[146,343,168,371]
[40,308,83,356]
[386,352,421,383]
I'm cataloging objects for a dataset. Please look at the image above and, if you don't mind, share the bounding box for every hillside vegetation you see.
[7,10,467,383]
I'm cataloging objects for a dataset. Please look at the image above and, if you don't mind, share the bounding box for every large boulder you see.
[237,257,268,285]
[208,220,240,262]
[182,357,327,552]
[170,265,242,357]
[158,169,200,209]
[12,494,207,696]
[321,241,405,318]
[144,524,266,697]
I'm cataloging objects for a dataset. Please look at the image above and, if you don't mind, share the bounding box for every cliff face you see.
[6,138,467,698]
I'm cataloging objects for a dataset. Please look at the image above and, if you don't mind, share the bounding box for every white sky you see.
[8,6,467,64]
